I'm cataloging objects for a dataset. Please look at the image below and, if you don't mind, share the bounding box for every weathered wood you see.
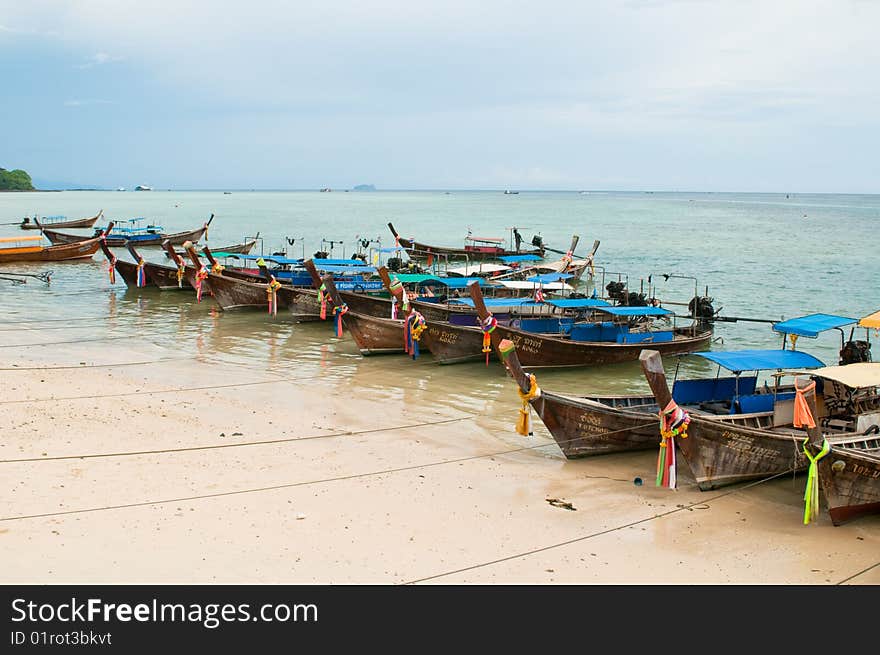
[816,445,880,525]
[24,209,103,231]
[638,350,673,410]
[497,338,533,394]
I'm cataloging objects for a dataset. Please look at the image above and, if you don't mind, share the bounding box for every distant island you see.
[0,167,35,191]
[353,184,376,191]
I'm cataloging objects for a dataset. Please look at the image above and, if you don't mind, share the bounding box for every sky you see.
[1,0,879,192]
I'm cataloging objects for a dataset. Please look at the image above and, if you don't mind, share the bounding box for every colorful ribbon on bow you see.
[176,264,185,288]
[333,303,348,337]
[657,399,690,489]
[106,255,117,284]
[195,268,208,302]
[136,259,147,288]
[480,315,498,365]
[211,262,224,274]
[802,437,830,525]
[516,373,541,436]
[318,283,328,320]
[404,311,427,359]
[266,277,282,316]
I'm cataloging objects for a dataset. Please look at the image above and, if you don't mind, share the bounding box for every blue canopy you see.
[498,254,543,263]
[545,298,611,309]
[313,258,372,267]
[448,298,542,308]
[216,254,305,265]
[526,272,574,283]
[378,247,406,253]
[693,349,826,373]
[596,306,671,317]
[772,313,857,338]
[316,264,377,274]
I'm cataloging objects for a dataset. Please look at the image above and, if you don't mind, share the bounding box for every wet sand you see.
[1,327,878,585]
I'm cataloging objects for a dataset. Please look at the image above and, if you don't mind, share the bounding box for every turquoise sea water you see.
[0,190,877,400]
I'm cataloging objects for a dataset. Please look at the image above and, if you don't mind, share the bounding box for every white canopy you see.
[446,263,511,276]
[496,280,575,291]
[810,363,880,389]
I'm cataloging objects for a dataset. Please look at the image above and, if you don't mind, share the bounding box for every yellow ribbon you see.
[802,437,830,525]
[789,333,799,349]
[211,262,224,274]
[176,265,185,288]
[516,374,541,436]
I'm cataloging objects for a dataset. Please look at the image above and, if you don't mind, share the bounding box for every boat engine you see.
[313,250,329,259]
[840,340,872,365]
[689,295,716,322]
[531,235,544,248]
[387,257,403,272]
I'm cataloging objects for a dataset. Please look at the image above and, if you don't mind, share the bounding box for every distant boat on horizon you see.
[116,186,126,191]
[503,189,519,195]
[134,184,153,191]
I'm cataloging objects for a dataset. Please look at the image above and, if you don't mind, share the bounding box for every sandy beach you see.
[2,324,877,585]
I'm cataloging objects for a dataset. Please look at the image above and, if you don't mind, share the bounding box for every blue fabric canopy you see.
[545,298,610,308]
[596,306,671,317]
[314,264,377,274]
[498,254,543,263]
[313,258,372,267]
[526,273,574,283]
[448,298,542,307]
[693,349,826,373]
[772,313,857,338]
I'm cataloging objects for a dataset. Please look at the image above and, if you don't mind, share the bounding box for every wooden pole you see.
[319,273,345,307]
[638,349,673,409]
[162,239,185,267]
[182,241,204,270]
[302,259,322,289]
[498,338,533,394]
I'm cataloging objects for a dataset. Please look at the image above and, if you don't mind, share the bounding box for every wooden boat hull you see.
[109,259,140,287]
[677,418,808,491]
[205,272,297,312]
[143,262,190,290]
[328,310,437,355]
[0,237,101,263]
[530,392,662,457]
[45,226,207,247]
[167,239,257,258]
[104,226,207,247]
[419,321,714,367]
[817,444,880,525]
[393,235,544,262]
[24,212,102,231]
[288,289,454,324]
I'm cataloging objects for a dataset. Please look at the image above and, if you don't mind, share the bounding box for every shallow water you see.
[0,190,877,397]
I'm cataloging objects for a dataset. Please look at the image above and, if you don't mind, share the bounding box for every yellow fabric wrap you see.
[516,374,541,436]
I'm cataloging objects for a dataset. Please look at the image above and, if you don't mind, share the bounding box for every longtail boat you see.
[45,214,213,247]
[806,362,880,525]
[495,311,871,465]
[98,227,140,286]
[637,312,880,495]
[0,222,113,264]
[181,241,292,310]
[165,233,259,259]
[307,263,441,355]
[124,241,189,290]
[21,209,103,230]
[387,222,545,262]
[418,279,713,367]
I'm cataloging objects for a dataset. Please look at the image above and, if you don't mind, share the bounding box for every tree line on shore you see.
[0,167,35,191]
